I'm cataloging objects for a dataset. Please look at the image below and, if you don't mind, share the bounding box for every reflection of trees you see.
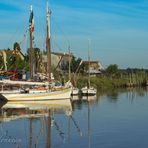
[106,89,119,102]
[72,100,86,111]
[97,88,120,102]
[126,87,145,98]
[71,87,148,110]
[136,88,145,97]
[99,87,148,101]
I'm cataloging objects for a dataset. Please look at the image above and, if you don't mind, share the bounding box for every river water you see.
[0,87,148,148]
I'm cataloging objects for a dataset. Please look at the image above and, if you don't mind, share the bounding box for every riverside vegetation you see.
[1,44,148,90]
[72,64,148,90]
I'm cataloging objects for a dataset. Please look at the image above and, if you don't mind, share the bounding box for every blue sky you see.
[0,0,148,68]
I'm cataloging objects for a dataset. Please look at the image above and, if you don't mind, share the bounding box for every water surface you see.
[0,88,148,148]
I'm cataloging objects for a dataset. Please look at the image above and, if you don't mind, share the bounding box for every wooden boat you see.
[0,87,71,102]
[0,3,72,101]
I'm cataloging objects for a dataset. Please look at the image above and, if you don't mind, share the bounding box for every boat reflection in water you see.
[81,95,97,103]
[0,99,72,148]
[71,95,80,102]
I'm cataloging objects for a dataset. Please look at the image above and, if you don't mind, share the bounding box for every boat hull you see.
[0,88,72,101]
[81,87,97,96]
[71,88,79,96]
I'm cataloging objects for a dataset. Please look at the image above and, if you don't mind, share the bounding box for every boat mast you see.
[46,1,52,85]
[88,39,91,88]
[29,5,34,80]
[68,46,71,81]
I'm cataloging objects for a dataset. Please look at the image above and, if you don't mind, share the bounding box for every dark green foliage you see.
[70,56,85,73]
[7,53,26,70]
[13,42,21,51]
[106,64,118,75]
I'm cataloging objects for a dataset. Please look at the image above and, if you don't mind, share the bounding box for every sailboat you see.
[0,2,72,101]
[81,40,97,96]
[66,46,80,96]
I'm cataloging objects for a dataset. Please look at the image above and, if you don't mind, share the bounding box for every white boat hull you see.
[81,87,97,96]
[0,90,21,94]
[71,88,79,95]
[0,88,72,101]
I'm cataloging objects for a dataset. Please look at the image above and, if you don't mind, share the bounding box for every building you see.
[82,60,104,76]
[42,51,73,72]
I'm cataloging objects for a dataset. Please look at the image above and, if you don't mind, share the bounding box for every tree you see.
[70,56,84,73]
[13,42,21,51]
[106,64,118,76]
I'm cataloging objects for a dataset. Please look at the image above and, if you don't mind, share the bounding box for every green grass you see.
[76,76,129,89]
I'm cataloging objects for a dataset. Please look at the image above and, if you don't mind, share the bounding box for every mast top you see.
[46,0,51,15]
[30,5,33,11]
[46,0,48,13]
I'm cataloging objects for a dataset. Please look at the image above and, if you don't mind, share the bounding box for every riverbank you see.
[75,75,148,90]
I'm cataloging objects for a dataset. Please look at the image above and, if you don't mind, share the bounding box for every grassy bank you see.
[75,75,147,90]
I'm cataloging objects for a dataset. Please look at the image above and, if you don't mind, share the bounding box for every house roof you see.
[83,61,99,64]
[83,60,104,70]
[51,51,73,57]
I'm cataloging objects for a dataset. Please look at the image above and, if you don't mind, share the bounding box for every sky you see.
[0,0,148,69]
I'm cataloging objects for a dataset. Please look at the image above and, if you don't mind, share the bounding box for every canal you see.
[0,87,148,148]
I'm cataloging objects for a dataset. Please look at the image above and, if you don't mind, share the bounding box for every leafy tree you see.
[13,42,21,51]
[106,64,118,75]
[70,56,84,73]
[25,47,43,72]
[7,54,26,70]
[34,48,42,72]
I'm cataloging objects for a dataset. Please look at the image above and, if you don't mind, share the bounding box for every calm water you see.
[0,88,148,148]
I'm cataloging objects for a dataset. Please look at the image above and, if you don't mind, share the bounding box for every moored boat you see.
[0,2,72,102]
[81,86,97,96]
[0,87,71,101]
[71,87,79,96]
[81,40,97,96]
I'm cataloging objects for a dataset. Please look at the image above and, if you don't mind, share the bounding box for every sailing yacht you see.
[0,2,72,101]
[81,41,97,96]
